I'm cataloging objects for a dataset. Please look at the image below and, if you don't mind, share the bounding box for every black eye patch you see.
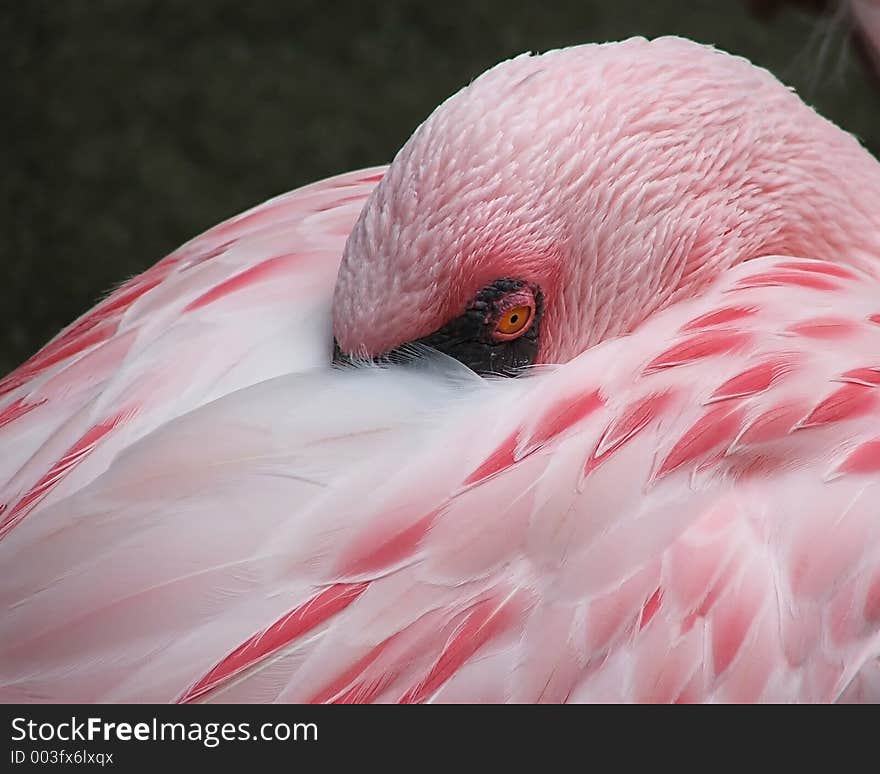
[408,278,543,376]
[333,279,543,377]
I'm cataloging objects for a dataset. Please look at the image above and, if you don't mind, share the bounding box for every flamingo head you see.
[332,36,878,374]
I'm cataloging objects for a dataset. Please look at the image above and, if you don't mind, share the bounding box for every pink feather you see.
[3,38,880,703]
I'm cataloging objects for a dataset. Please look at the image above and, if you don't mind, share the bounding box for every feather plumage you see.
[3,38,880,704]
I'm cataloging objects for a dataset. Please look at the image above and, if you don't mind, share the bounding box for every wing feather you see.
[3,180,880,702]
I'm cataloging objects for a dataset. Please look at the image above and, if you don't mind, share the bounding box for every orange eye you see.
[496,305,533,337]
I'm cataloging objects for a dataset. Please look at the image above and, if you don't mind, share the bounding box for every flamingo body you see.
[2,38,880,703]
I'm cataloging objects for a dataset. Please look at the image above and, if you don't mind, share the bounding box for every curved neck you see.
[546,99,880,362]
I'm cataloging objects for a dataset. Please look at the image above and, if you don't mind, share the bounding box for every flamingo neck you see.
[543,108,880,363]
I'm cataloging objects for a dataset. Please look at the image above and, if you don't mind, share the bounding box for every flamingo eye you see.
[495,305,533,338]
[343,278,543,376]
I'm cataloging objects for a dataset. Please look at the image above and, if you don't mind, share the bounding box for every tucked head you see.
[332,37,880,374]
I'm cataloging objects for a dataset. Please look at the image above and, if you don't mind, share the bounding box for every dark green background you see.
[4,0,879,376]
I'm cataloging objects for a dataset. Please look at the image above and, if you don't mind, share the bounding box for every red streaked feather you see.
[308,636,397,704]
[0,320,119,398]
[836,439,880,475]
[327,679,386,705]
[463,431,520,486]
[773,260,857,279]
[733,271,840,292]
[0,397,47,430]
[796,383,877,429]
[0,410,133,539]
[317,194,372,213]
[679,305,758,332]
[523,388,603,452]
[182,239,236,269]
[787,317,859,339]
[734,402,804,447]
[0,269,168,397]
[338,508,442,577]
[185,254,303,311]
[89,272,169,319]
[400,596,515,704]
[655,404,746,478]
[640,588,664,630]
[837,367,880,387]
[643,330,750,373]
[707,357,795,403]
[586,390,673,474]
[178,582,370,703]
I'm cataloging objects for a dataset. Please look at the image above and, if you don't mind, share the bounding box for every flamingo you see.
[2,36,880,703]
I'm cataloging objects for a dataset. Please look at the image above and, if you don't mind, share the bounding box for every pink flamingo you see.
[2,37,880,703]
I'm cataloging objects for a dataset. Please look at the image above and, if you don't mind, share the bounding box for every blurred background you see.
[3,0,879,376]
